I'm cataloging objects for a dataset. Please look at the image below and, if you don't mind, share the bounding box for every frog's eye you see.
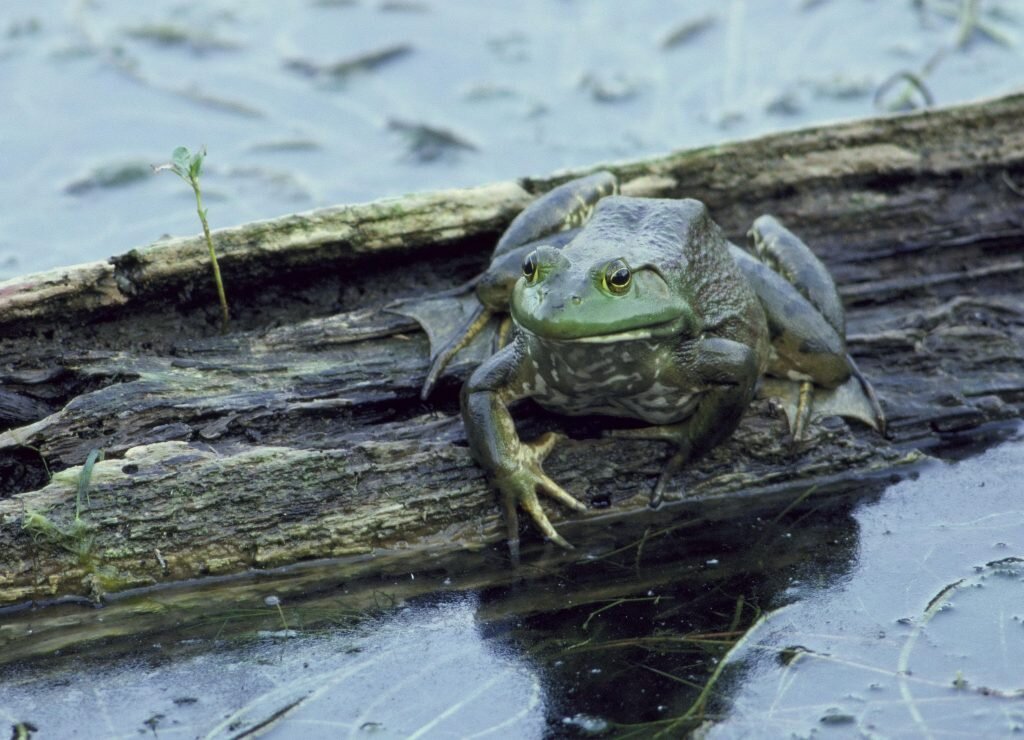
[522,251,539,282]
[604,260,632,294]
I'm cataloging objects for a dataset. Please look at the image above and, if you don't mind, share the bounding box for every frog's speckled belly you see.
[522,333,702,425]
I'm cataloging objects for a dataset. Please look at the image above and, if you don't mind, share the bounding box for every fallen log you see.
[1,92,1022,621]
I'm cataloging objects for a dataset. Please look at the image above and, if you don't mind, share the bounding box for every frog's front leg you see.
[461,340,587,556]
[610,337,762,507]
[654,336,763,505]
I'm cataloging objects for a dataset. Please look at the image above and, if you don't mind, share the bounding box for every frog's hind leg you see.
[748,216,886,436]
[605,423,695,508]
[749,215,846,337]
[494,316,514,353]
[493,171,618,257]
[607,337,763,507]
[730,223,886,439]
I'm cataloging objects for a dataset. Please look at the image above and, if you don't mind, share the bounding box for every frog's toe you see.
[604,424,687,443]
[537,472,588,513]
[495,461,583,550]
[420,304,493,400]
[651,446,691,508]
[761,372,885,440]
[513,484,576,550]
[526,431,565,461]
[847,355,887,436]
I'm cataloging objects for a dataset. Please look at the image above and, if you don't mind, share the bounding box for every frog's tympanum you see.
[400,172,885,553]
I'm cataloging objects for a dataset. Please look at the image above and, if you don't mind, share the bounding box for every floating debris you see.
[819,708,857,725]
[487,33,528,62]
[378,0,429,12]
[121,23,240,54]
[227,166,315,202]
[47,43,97,61]
[715,109,746,129]
[461,82,519,102]
[179,84,264,118]
[561,713,610,736]
[6,17,42,39]
[387,118,477,162]
[64,162,152,195]
[764,90,803,116]
[806,72,875,100]
[284,43,413,81]
[246,139,322,153]
[579,72,642,103]
[660,14,717,50]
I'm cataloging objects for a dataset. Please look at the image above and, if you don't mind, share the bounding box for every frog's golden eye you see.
[522,251,539,282]
[605,260,631,294]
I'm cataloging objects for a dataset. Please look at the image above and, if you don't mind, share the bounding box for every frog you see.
[395,171,885,553]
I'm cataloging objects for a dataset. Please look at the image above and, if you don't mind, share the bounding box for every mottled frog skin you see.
[415,172,884,552]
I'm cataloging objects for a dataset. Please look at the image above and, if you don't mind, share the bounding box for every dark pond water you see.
[2,1,1023,737]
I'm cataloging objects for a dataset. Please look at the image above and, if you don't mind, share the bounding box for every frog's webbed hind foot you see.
[761,360,886,442]
[388,289,497,400]
[846,355,887,436]
[420,303,492,400]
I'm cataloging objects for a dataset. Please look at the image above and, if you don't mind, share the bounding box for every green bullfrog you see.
[400,172,885,553]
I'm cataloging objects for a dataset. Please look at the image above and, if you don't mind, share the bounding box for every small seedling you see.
[77,447,104,519]
[153,146,230,331]
[22,447,104,559]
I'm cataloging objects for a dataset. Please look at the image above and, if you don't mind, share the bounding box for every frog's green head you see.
[511,196,711,342]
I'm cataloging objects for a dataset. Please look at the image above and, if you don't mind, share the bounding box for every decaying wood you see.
[0,490,864,665]
[1,93,1022,623]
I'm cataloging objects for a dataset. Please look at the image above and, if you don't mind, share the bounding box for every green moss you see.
[90,565,149,594]
[23,510,95,560]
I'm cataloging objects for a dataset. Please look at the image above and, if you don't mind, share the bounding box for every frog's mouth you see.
[516,315,691,344]
[555,323,679,343]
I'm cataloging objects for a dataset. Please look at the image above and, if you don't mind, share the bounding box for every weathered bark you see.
[0,93,1022,622]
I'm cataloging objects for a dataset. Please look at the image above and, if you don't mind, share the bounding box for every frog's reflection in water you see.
[473,491,868,734]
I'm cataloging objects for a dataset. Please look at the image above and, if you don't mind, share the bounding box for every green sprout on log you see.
[153,146,230,330]
[22,448,104,562]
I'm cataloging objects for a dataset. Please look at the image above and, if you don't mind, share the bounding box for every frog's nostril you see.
[571,295,581,305]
